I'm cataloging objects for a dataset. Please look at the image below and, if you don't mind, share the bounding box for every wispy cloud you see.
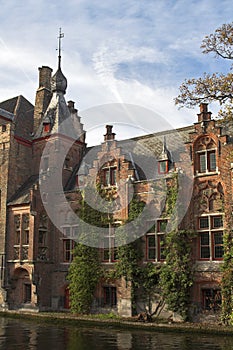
[0,0,232,145]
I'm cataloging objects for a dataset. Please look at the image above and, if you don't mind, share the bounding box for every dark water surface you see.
[0,317,233,349]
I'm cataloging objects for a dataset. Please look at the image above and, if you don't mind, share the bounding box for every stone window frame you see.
[13,213,30,261]
[197,214,224,261]
[194,137,218,176]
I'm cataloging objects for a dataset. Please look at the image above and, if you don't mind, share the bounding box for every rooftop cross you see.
[57,28,64,69]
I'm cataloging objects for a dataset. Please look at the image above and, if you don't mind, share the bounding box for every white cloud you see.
[0,0,232,145]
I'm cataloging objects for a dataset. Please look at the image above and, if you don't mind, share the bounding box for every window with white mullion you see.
[198,215,223,260]
[197,149,216,174]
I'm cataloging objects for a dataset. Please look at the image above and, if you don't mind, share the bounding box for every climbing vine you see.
[160,229,195,321]
[221,229,233,324]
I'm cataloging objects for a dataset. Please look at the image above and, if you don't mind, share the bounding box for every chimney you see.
[67,100,77,113]
[38,66,53,90]
[197,103,212,122]
[33,66,53,135]
[104,125,115,141]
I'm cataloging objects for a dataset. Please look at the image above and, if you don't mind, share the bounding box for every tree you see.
[175,22,233,121]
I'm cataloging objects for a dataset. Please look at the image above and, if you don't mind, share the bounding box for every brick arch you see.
[10,267,32,307]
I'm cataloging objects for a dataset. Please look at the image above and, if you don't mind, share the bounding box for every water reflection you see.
[0,317,232,350]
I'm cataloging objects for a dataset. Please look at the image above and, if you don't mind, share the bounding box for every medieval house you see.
[0,53,232,319]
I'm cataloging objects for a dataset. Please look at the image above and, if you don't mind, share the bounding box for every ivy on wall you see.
[160,229,195,321]
[221,230,233,324]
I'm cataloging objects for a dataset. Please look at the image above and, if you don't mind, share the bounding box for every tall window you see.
[13,213,30,261]
[103,167,117,186]
[38,215,48,261]
[102,226,118,263]
[63,239,75,262]
[146,220,167,261]
[62,226,78,262]
[198,215,223,260]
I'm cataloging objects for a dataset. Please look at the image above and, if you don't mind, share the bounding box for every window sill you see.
[194,171,219,178]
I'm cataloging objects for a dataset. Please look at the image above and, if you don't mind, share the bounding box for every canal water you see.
[0,317,233,350]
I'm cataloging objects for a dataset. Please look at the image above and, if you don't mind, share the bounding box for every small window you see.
[1,125,6,132]
[158,160,168,174]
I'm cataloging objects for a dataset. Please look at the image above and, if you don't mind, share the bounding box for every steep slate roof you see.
[7,175,38,206]
[65,124,195,191]
[0,107,14,121]
[0,95,34,140]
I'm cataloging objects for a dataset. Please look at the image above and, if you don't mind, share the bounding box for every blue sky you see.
[0,0,232,145]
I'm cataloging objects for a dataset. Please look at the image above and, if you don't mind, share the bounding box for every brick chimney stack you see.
[38,66,52,90]
[33,66,53,134]
[104,125,115,141]
[197,103,212,122]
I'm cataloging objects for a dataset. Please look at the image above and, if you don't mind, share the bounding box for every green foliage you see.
[160,229,195,321]
[164,174,178,217]
[68,244,101,314]
[221,230,233,324]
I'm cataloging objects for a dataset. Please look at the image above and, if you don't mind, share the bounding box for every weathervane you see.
[57,28,64,69]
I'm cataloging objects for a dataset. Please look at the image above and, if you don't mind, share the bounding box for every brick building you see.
[0,57,232,319]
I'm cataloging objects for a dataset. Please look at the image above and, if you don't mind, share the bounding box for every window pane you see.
[148,235,155,247]
[159,161,167,173]
[200,233,210,259]
[214,232,223,259]
[111,168,117,185]
[158,220,167,232]
[212,216,223,228]
[214,232,223,245]
[201,247,210,259]
[199,217,209,229]
[104,169,110,185]
[147,235,156,260]
[148,249,156,260]
[208,151,216,171]
[199,153,206,173]
[200,232,209,245]
[215,246,224,259]
[159,235,166,260]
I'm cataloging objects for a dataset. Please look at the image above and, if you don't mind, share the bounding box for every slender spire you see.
[57,28,64,70]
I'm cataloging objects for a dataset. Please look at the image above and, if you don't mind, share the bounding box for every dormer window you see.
[158,160,169,174]
[158,137,172,175]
